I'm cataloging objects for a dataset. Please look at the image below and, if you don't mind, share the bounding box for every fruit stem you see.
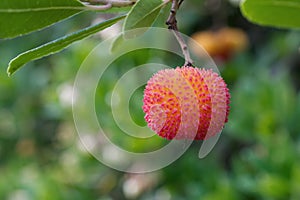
[166,0,193,67]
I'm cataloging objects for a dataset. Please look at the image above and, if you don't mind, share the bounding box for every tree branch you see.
[166,0,193,66]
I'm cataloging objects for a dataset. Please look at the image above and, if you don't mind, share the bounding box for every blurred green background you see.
[1,0,300,199]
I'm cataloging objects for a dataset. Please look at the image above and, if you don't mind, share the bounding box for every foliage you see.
[123,0,167,33]
[0,0,85,39]
[241,0,300,29]
[1,0,167,76]
[2,0,300,75]
[7,15,125,75]
[1,0,300,200]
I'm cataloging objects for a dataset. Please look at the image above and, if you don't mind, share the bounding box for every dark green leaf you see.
[7,15,126,76]
[123,0,167,37]
[0,0,85,39]
[241,0,300,29]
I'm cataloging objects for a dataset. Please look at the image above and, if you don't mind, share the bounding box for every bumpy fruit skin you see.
[143,67,230,140]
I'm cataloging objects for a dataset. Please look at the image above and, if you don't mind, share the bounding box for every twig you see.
[166,0,193,66]
[81,0,135,10]
[178,0,184,8]
[83,3,112,10]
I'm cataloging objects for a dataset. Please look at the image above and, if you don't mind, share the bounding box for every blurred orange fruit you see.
[190,27,249,60]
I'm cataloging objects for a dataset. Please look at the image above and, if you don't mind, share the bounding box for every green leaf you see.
[0,0,85,39]
[7,15,126,76]
[95,6,132,14]
[110,34,124,53]
[241,0,300,29]
[123,0,168,36]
